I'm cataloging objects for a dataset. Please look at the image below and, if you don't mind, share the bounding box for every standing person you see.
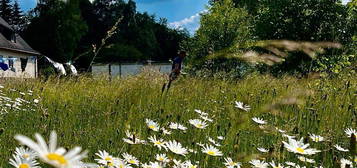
[170,51,187,81]
[162,51,187,94]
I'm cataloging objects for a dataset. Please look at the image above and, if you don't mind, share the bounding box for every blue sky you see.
[18,0,351,34]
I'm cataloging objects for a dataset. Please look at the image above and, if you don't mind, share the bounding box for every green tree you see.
[189,0,251,60]
[24,0,88,63]
[11,0,24,31]
[254,0,351,43]
[0,0,12,22]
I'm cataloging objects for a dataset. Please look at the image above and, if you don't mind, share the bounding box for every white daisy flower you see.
[15,131,91,168]
[188,148,198,153]
[282,134,296,139]
[14,147,37,160]
[194,109,208,116]
[298,156,315,163]
[234,101,251,111]
[122,153,139,165]
[161,127,172,135]
[269,161,284,168]
[257,147,269,153]
[9,154,40,168]
[208,137,221,147]
[116,159,132,168]
[285,162,296,167]
[95,150,116,167]
[200,115,213,122]
[149,162,164,168]
[122,130,146,145]
[252,117,267,125]
[334,145,349,152]
[345,128,356,138]
[141,163,151,168]
[172,159,183,167]
[249,159,269,168]
[201,144,223,156]
[148,135,167,150]
[145,119,160,132]
[276,128,286,133]
[182,160,198,168]
[155,154,170,163]
[165,140,188,156]
[224,157,241,168]
[196,142,205,147]
[309,134,324,142]
[217,136,225,140]
[169,122,187,131]
[340,158,353,168]
[283,137,320,155]
[189,119,208,129]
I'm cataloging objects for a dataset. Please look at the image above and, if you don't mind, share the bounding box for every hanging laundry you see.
[65,62,78,76]
[20,58,28,72]
[0,57,9,71]
[45,57,66,75]
[8,57,16,72]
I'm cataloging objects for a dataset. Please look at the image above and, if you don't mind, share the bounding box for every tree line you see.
[185,0,356,77]
[0,0,189,71]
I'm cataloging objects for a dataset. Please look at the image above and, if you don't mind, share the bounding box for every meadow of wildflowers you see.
[0,71,355,168]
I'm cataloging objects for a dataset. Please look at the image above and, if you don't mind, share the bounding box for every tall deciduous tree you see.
[24,0,88,63]
[189,0,251,59]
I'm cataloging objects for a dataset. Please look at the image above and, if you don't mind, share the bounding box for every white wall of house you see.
[0,49,37,78]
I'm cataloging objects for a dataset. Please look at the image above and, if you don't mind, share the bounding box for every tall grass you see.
[0,71,355,167]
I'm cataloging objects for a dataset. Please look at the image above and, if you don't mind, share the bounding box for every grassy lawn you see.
[0,72,356,167]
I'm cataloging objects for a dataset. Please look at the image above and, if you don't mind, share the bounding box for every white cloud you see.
[169,10,208,34]
[342,0,351,4]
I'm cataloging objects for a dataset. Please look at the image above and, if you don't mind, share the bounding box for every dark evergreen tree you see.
[0,0,12,23]
[10,0,24,31]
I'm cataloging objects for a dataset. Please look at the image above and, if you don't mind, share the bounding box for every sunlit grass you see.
[0,71,355,167]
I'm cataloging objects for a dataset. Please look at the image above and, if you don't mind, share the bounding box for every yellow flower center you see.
[19,163,29,168]
[108,162,114,166]
[158,157,164,161]
[22,154,30,159]
[229,162,236,166]
[189,165,197,168]
[46,153,68,165]
[207,151,215,155]
[315,137,319,142]
[149,125,155,129]
[354,157,357,162]
[155,141,162,145]
[105,157,112,161]
[196,124,203,128]
[129,160,136,164]
[296,147,305,153]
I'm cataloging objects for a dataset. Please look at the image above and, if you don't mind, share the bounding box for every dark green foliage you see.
[10,0,24,31]
[23,0,88,63]
[74,0,189,69]
[0,0,12,22]
[96,44,144,63]
[187,0,356,77]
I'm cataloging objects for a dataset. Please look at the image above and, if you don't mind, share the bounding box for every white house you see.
[0,17,40,78]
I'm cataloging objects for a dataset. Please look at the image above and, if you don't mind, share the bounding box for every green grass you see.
[0,71,356,167]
